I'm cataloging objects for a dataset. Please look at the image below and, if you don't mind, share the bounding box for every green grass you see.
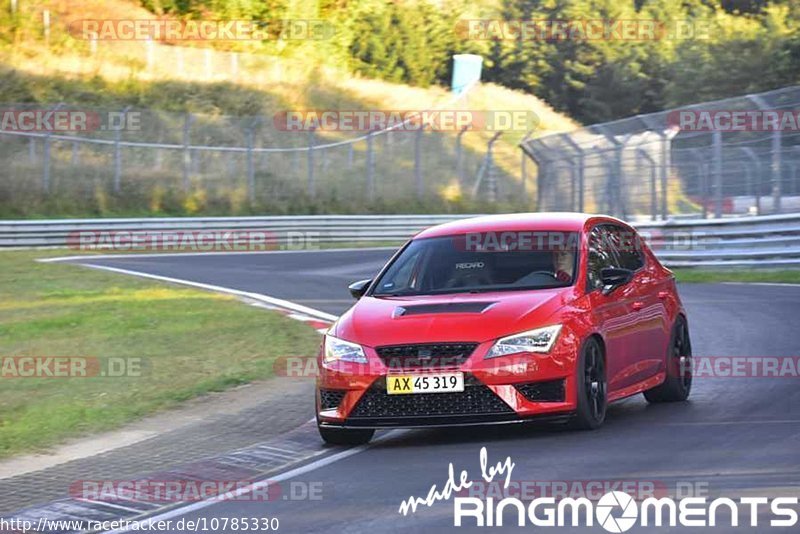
[0,250,321,458]
[673,269,800,284]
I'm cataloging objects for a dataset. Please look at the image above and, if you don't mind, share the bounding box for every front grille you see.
[375,343,478,369]
[514,380,565,402]
[348,375,514,419]
[319,389,346,410]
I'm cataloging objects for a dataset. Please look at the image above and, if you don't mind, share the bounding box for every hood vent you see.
[394,302,495,317]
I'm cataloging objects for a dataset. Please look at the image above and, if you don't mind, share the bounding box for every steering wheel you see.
[528,270,557,278]
[445,271,493,288]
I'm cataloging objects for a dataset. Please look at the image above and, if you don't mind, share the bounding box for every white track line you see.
[721,282,800,288]
[37,246,396,263]
[101,431,402,534]
[62,262,338,323]
[42,257,393,533]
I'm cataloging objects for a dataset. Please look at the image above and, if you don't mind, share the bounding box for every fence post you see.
[154,128,163,170]
[519,140,549,212]
[307,127,315,197]
[246,128,255,202]
[43,133,51,194]
[472,132,502,201]
[770,129,783,213]
[520,131,533,197]
[385,130,393,155]
[414,126,424,199]
[113,106,131,194]
[536,161,545,211]
[636,148,657,220]
[558,133,586,212]
[592,146,616,215]
[488,131,502,202]
[687,149,707,218]
[640,115,677,220]
[366,130,375,199]
[182,113,193,192]
[113,128,121,193]
[456,126,468,186]
[660,134,669,220]
[595,127,630,218]
[712,130,723,218]
[749,94,782,213]
[568,163,578,211]
[42,103,64,193]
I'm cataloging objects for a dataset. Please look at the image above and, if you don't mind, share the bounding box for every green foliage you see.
[345,0,465,87]
[129,0,797,122]
[483,0,800,122]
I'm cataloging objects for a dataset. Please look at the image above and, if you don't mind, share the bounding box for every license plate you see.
[386,372,464,395]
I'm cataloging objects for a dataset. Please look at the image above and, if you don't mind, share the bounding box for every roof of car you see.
[414,212,624,239]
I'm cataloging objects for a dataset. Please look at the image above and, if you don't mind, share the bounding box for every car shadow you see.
[368,396,696,449]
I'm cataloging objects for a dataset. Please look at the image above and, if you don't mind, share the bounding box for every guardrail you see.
[2,213,800,268]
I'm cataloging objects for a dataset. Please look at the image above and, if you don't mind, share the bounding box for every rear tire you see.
[570,337,607,430]
[318,425,374,446]
[644,316,692,403]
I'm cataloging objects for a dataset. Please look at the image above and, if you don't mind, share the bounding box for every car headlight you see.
[324,335,368,364]
[485,325,563,359]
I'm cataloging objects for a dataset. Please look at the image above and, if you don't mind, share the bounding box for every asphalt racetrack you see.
[63,249,800,533]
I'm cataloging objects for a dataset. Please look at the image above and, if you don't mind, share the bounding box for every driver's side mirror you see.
[348,279,372,299]
[600,268,633,295]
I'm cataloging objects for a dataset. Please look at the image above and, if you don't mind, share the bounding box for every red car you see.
[316,213,692,445]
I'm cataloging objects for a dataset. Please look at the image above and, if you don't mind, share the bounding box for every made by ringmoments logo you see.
[397,448,800,530]
[595,491,637,532]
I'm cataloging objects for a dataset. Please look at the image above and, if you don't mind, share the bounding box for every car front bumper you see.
[316,337,580,429]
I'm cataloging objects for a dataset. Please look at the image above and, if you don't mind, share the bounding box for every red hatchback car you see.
[316,213,692,445]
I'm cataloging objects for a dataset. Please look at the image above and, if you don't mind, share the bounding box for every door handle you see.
[657,291,670,300]
[632,301,645,311]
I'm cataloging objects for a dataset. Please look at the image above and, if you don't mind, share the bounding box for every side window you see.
[608,225,645,271]
[376,247,424,293]
[586,226,621,291]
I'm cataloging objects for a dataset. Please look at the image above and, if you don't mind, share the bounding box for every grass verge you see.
[0,250,321,459]
[672,269,800,284]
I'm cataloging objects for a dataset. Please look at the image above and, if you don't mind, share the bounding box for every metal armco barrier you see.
[2,213,800,268]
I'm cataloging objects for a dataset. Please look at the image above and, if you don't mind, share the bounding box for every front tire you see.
[318,425,374,446]
[570,337,607,430]
[644,316,692,403]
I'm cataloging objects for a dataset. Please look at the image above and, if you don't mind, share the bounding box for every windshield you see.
[372,232,579,297]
